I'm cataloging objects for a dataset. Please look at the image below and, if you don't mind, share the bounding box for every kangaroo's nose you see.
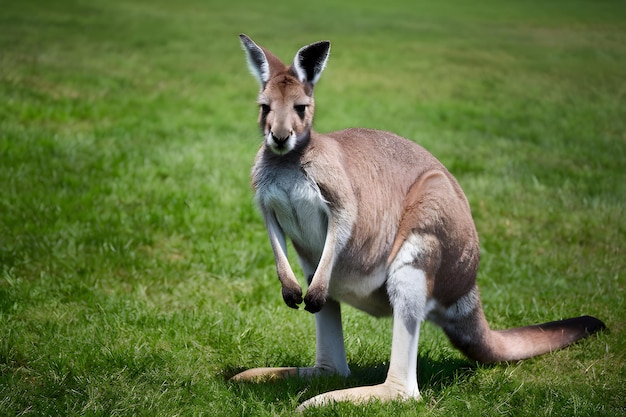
[271,131,292,145]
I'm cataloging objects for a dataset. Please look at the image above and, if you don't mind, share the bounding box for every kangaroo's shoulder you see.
[314,128,441,164]
[305,128,446,189]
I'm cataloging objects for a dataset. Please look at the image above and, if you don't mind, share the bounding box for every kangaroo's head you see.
[240,34,330,155]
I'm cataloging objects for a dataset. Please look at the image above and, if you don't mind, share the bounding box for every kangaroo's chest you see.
[254,158,395,315]
[255,167,328,262]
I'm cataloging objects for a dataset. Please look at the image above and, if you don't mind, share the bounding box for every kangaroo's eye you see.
[294,105,307,119]
[260,104,270,115]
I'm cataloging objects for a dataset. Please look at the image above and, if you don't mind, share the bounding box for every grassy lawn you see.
[1,0,624,415]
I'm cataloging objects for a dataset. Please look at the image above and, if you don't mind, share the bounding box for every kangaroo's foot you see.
[296,381,421,412]
[231,366,339,383]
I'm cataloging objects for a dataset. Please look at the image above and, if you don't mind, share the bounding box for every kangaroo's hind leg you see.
[231,262,350,383]
[230,298,349,382]
[297,235,430,410]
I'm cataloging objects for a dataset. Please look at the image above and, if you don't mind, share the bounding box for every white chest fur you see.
[255,169,329,263]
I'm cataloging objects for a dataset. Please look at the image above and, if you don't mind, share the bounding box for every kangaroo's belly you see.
[329,264,392,317]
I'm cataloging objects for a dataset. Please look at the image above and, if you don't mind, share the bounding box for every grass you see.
[1,0,625,415]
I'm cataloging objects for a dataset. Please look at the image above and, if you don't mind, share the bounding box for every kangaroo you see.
[233,34,605,410]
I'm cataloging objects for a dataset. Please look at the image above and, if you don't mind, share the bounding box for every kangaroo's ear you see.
[240,34,270,87]
[291,40,331,86]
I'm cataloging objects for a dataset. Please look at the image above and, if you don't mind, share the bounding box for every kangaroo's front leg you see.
[264,211,303,309]
[303,216,343,313]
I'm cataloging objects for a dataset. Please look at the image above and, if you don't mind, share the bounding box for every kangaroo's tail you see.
[440,288,606,364]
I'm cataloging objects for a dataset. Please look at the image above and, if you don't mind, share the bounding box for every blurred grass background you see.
[1,0,624,415]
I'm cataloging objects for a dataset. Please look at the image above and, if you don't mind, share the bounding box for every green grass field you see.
[1,0,625,415]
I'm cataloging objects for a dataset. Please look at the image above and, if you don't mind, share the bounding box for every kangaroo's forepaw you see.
[282,285,303,309]
[303,287,327,314]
